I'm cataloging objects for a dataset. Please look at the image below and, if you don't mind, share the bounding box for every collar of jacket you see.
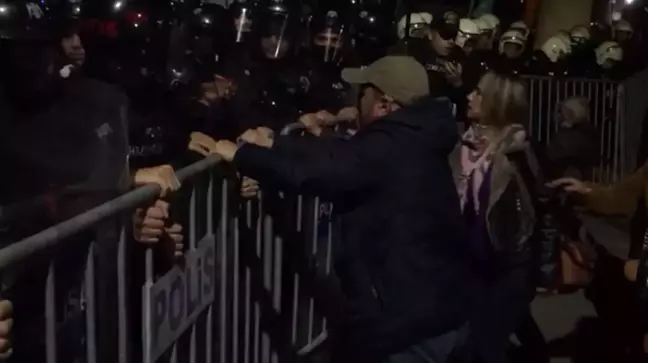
[370,96,455,129]
[449,123,536,251]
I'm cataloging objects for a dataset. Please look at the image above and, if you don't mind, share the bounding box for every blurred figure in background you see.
[567,25,596,77]
[545,96,600,180]
[475,14,500,52]
[528,34,571,76]
[497,28,527,74]
[595,41,625,80]
[391,12,433,55]
[300,4,354,113]
[456,18,480,57]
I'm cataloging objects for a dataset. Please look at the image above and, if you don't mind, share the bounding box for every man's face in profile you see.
[358,85,379,127]
[61,34,86,66]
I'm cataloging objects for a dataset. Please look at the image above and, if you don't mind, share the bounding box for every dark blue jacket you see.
[234,97,474,362]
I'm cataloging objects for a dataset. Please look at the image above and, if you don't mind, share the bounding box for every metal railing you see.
[0,154,337,362]
[524,69,648,183]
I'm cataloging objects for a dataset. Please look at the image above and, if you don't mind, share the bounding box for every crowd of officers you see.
[0,0,646,362]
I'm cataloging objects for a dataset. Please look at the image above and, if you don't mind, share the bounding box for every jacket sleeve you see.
[583,161,648,216]
[272,133,346,156]
[233,129,391,198]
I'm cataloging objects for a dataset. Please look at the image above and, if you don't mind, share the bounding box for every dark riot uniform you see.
[79,0,189,170]
[299,6,352,113]
[220,0,307,133]
[408,39,466,100]
[0,2,130,362]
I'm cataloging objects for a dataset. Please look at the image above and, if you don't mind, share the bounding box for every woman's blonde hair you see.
[477,71,529,128]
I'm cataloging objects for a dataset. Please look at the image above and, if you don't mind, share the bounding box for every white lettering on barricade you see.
[143,235,216,361]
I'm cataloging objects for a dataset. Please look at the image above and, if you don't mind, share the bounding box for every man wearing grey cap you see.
[189,55,473,363]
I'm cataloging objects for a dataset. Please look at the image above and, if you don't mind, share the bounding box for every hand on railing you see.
[134,165,181,197]
[189,132,238,162]
[238,127,274,148]
[298,108,359,136]
[241,177,260,199]
[189,132,224,156]
[164,223,185,260]
[133,200,185,260]
[0,300,13,359]
[133,200,170,244]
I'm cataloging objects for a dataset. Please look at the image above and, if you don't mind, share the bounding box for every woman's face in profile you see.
[467,86,483,120]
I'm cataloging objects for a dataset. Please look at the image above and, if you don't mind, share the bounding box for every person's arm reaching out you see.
[548,161,648,216]
[233,129,391,198]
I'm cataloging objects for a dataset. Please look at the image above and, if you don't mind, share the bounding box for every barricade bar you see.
[0,155,221,269]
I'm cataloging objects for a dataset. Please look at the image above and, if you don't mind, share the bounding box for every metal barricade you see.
[0,154,337,362]
[524,70,648,183]
[524,76,623,183]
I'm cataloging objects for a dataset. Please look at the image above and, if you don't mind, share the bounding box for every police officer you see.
[219,0,306,132]
[409,14,464,100]
[0,1,134,362]
[80,0,188,170]
[348,5,391,66]
[497,28,527,74]
[389,12,433,55]
[173,2,239,141]
[567,25,596,77]
[595,41,625,80]
[527,34,572,76]
[456,17,480,57]
[612,19,643,74]
[229,0,257,48]
[300,5,353,113]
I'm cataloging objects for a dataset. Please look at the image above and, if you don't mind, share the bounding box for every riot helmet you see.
[478,13,499,39]
[229,0,255,44]
[540,34,571,63]
[79,0,179,106]
[596,41,623,69]
[0,1,79,106]
[456,18,479,54]
[612,19,633,43]
[569,25,590,47]
[509,20,529,38]
[347,2,391,65]
[47,0,86,67]
[472,17,491,50]
[443,10,459,26]
[310,8,347,63]
[182,3,229,69]
[499,28,526,59]
[258,0,299,59]
[396,12,431,40]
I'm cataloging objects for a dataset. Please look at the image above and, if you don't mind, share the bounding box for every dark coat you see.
[233,97,474,362]
[545,122,600,180]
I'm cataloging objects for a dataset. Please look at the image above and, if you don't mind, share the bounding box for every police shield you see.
[313,10,344,63]
[260,7,291,59]
[230,1,254,43]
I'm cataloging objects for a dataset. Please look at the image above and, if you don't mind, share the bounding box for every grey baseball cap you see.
[341,55,429,105]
